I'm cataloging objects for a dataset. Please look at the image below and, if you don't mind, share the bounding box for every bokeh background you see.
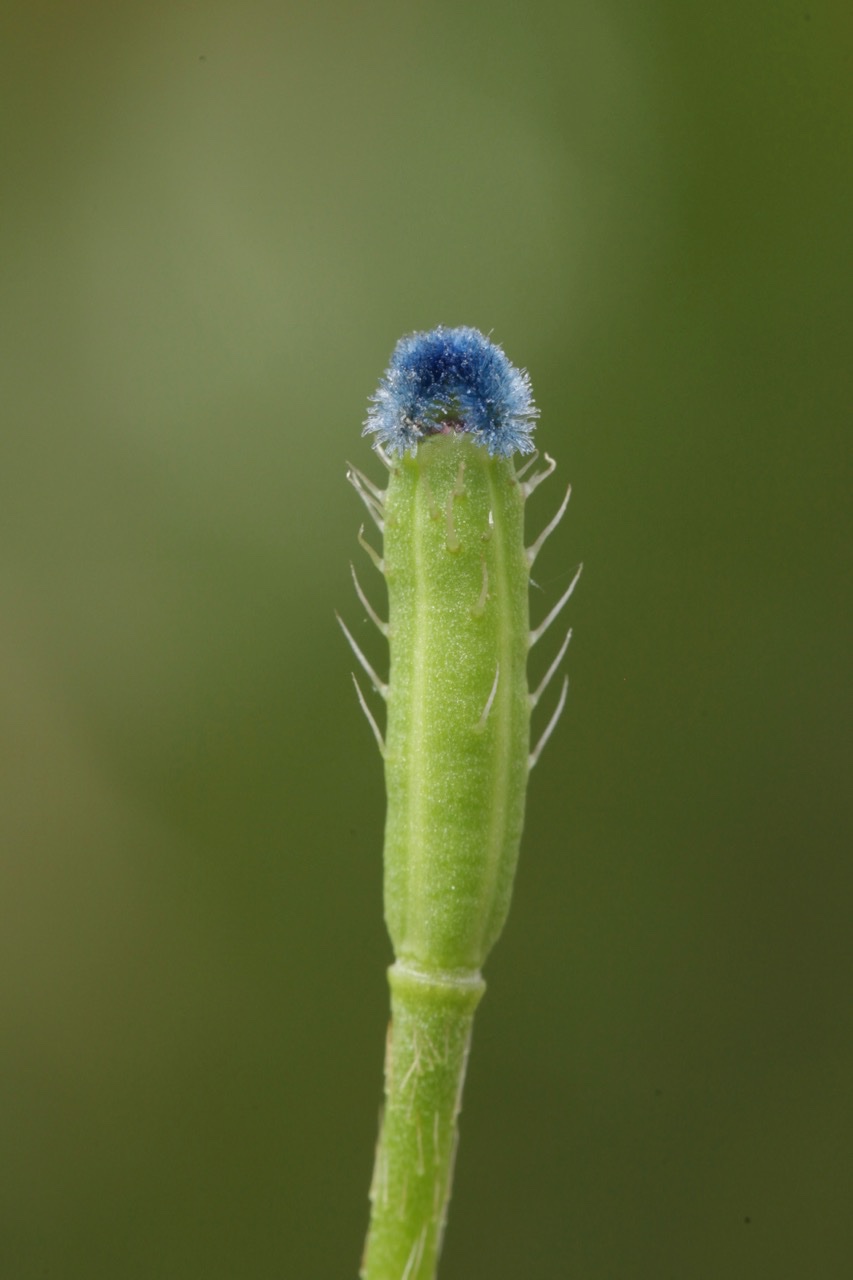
[2,2,850,1277]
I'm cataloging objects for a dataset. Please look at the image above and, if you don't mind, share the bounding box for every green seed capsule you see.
[382,435,530,974]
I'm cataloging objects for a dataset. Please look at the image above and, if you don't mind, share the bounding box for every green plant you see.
[340,328,579,1280]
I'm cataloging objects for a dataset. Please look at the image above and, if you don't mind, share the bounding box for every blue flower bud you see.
[364,325,538,458]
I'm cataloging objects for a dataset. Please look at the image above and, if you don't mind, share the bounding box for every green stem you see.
[360,963,485,1280]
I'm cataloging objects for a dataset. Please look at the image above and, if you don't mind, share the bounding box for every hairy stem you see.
[361,964,484,1280]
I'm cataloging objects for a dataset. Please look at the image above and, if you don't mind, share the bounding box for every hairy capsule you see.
[382,434,530,972]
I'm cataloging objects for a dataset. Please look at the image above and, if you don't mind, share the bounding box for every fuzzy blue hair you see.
[364,326,538,458]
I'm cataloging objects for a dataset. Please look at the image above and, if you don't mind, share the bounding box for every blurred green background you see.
[2,2,850,1276]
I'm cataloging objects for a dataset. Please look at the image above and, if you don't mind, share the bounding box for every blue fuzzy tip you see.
[364,326,538,458]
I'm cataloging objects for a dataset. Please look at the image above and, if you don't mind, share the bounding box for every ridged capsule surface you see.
[382,434,530,974]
